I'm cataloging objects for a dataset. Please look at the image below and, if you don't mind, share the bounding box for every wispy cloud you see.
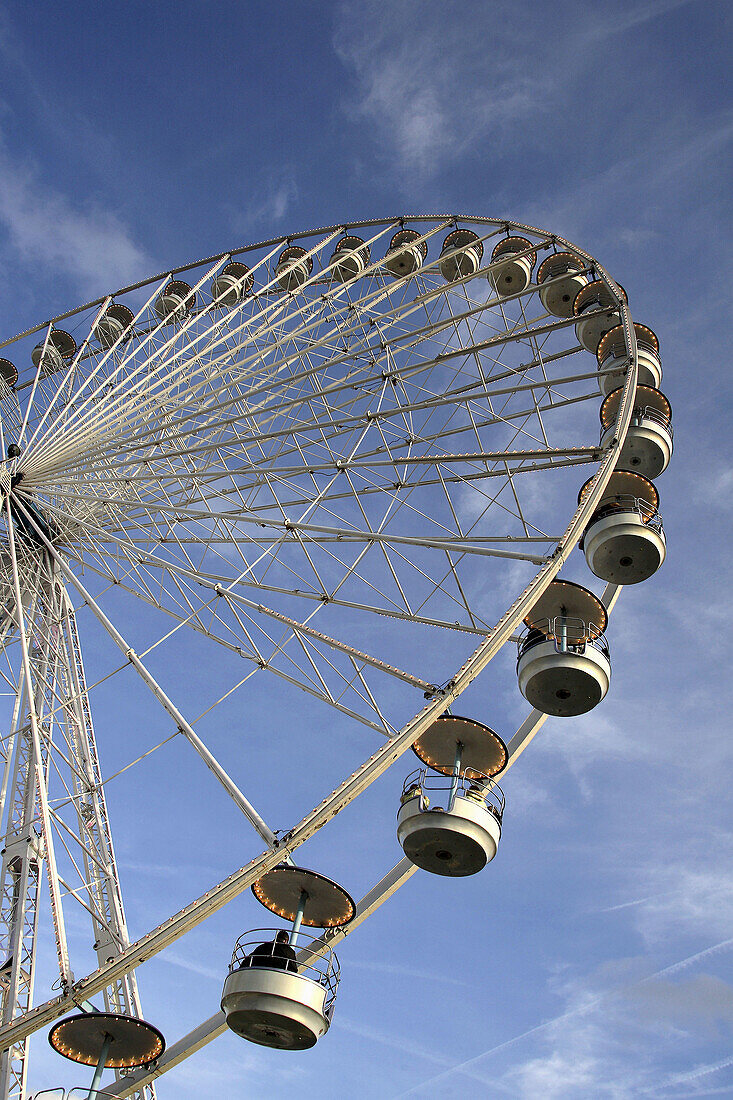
[232,177,298,237]
[646,1052,733,1096]
[0,134,153,298]
[632,864,733,949]
[348,957,468,986]
[396,939,733,1098]
[527,107,733,254]
[590,891,677,914]
[333,2,553,177]
[577,0,699,44]
[333,0,704,188]
[159,949,222,982]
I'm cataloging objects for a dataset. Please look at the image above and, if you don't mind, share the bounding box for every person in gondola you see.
[524,625,547,650]
[244,929,297,973]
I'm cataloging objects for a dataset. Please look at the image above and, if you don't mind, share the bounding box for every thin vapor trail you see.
[643,1052,733,1095]
[393,937,733,1098]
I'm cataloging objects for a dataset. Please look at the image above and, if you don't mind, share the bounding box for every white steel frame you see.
[0,216,638,1096]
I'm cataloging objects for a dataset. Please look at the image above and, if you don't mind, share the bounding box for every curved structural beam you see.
[8,497,278,850]
[103,858,418,1096]
[508,582,622,763]
[0,221,639,1056]
[105,578,625,1092]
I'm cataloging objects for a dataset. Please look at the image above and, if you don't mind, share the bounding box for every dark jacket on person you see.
[244,938,297,973]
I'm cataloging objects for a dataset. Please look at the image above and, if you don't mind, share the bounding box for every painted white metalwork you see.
[598,323,662,395]
[599,386,673,479]
[0,215,642,1092]
[221,927,339,1049]
[537,252,589,317]
[583,506,666,585]
[489,236,536,297]
[397,767,503,876]
[517,626,612,717]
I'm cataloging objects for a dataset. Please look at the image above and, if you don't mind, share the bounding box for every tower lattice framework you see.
[0,542,154,1099]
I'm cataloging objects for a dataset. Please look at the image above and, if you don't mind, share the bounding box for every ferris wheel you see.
[0,215,672,1097]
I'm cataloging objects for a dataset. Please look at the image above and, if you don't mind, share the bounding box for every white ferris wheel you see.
[0,215,672,1098]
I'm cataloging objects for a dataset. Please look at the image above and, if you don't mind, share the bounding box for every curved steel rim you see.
[0,215,639,1052]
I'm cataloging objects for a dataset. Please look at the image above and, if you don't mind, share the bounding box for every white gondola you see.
[397,715,507,877]
[597,323,662,396]
[94,303,135,348]
[600,385,673,478]
[489,236,536,296]
[222,865,353,1050]
[384,228,428,278]
[573,280,625,354]
[579,470,666,585]
[536,252,589,317]
[439,229,483,282]
[31,330,77,376]
[517,580,611,717]
[275,246,313,292]
[329,235,370,283]
[0,358,18,387]
[211,261,254,307]
[154,280,195,323]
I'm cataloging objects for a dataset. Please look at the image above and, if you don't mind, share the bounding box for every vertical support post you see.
[4,503,72,990]
[11,498,278,851]
[289,892,308,947]
[88,1031,112,1098]
[447,742,463,812]
[559,608,568,652]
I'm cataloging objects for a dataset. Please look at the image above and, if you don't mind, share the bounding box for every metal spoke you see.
[0,214,639,1094]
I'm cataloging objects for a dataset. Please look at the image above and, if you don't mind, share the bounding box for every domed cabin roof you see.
[600,385,672,429]
[412,714,508,779]
[103,302,135,328]
[49,1011,165,1069]
[277,245,314,273]
[596,322,659,365]
[48,329,77,359]
[219,261,254,294]
[32,330,77,373]
[491,235,536,268]
[332,234,370,262]
[440,228,484,261]
[524,579,607,641]
[579,469,659,514]
[163,280,195,308]
[388,228,428,259]
[573,279,627,315]
[536,251,585,284]
[95,303,135,347]
[0,359,18,387]
[252,865,355,929]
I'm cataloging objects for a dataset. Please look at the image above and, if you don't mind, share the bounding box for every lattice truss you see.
[0,217,613,1094]
[1,221,604,735]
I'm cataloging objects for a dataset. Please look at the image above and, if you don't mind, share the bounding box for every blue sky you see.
[0,1,732,1097]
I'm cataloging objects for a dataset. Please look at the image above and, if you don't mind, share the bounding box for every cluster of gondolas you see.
[33,229,671,1093]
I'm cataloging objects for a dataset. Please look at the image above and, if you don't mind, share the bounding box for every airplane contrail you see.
[393,937,733,1098]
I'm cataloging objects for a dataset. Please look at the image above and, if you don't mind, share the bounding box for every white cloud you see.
[634,863,733,948]
[0,136,153,298]
[400,953,733,1099]
[704,465,733,508]
[233,178,298,236]
[160,949,222,982]
[333,0,704,185]
[577,0,699,44]
[333,2,554,177]
[527,108,733,256]
[648,1052,733,1096]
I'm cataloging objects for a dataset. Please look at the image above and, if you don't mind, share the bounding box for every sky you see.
[0,0,732,1097]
